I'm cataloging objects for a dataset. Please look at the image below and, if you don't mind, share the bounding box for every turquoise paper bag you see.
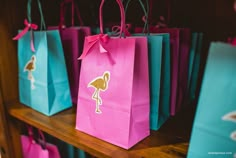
[91,27,110,35]
[134,33,171,130]
[127,0,170,130]
[188,33,198,87]
[152,33,171,130]
[15,0,72,116]
[45,134,87,158]
[188,33,204,101]
[187,42,236,158]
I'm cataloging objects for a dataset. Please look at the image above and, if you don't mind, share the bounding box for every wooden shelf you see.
[7,101,195,158]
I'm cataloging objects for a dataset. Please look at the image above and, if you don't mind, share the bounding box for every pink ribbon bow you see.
[13,19,38,52]
[78,34,109,60]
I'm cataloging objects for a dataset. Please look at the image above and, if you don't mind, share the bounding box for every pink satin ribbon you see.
[154,16,168,28]
[26,126,35,152]
[13,19,38,52]
[111,24,131,36]
[78,34,109,60]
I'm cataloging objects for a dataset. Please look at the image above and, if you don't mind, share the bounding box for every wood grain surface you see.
[7,101,195,158]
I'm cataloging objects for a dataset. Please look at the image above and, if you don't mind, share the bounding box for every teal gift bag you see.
[187,33,203,102]
[91,26,110,35]
[187,42,236,158]
[14,0,72,116]
[150,33,171,130]
[133,33,171,130]
[129,0,170,130]
[187,33,198,88]
[146,36,164,130]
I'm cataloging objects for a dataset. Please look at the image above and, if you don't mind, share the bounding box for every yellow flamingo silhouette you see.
[24,55,36,89]
[88,71,110,114]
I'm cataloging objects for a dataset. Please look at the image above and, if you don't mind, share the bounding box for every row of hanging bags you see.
[76,0,150,149]
[48,0,91,105]
[187,42,236,158]
[124,0,171,130]
[13,0,72,116]
[135,0,191,116]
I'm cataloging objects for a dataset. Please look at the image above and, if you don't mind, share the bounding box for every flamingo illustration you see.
[222,111,236,157]
[222,111,236,140]
[24,55,36,89]
[88,71,110,114]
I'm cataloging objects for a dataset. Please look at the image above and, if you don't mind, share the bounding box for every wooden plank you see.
[0,0,24,157]
[0,91,12,158]
[8,102,194,158]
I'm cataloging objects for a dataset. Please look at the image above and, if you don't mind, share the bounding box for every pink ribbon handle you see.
[111,24,131,36]
[60,0,83,28]
[26,126,35,152]
[99,0,126,37]
[79,0,126,64]
[13,19,38,52]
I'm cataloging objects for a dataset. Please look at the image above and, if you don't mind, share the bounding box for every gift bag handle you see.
[27,0,46,30]
[26,126,35,143]
[27,126,47,149]
[99,0,126,37]
[124,0,149,34]
[37,129,47,149]
[149,0,171,27]
[12,0,45,52]
[125,0,149,32]
[60,0,84,28]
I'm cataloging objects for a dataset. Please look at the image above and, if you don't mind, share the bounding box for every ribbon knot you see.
[13,19,38,52]
[78,34,109,60]
[111,24,131,37]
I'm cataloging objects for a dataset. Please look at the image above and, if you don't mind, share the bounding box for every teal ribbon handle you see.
[124,0,150,34]
[27,0,46,30]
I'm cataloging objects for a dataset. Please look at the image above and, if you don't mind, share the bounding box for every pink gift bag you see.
[48,0,91,105]
[76,0,150,149]
[21,127,60,158]
[176,28,191,112]
[228,37,236,46]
